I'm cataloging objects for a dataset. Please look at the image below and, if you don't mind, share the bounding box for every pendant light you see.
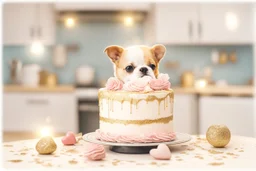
[30,4,44,56]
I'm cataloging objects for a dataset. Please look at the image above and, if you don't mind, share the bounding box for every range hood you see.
[57,11,147,23]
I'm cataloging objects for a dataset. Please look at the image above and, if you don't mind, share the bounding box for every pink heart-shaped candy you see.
[150,144,171,160]
[61,131,76,145]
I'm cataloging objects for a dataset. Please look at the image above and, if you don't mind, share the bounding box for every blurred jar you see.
[181,71,194,88]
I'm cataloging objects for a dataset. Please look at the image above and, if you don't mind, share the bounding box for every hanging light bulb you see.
[30,40,44,56]
[124,16,134,27]
[65,17,75,28]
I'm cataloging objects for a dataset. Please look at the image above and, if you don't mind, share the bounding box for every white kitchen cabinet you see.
[199,96,254,137]
[3,93,77,133]
[154,4,199,44]
[3,3,55,45]
[199,4,253,44]
[55,3,150,11]
[173,94,198,134]
[144,3,253,45]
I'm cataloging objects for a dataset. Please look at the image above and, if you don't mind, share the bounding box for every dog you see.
[104,44,166,83]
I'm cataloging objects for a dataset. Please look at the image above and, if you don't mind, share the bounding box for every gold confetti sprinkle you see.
[100,164,104,167]
[161,163,169,165]
[235,148,238,150]
[42,162,53,167]
[54,155,60,157]
[175,156,180,158]
[180,151,187,154]
[20,153,26,156]
[238,150,244,152]
[31,154,35,157]
[226,152,236,156]
[9,150,15,152]
[195,156,204,160]
[8,160,23,163]
[222,156,227,158]
[19,148,29,152]
[214,158,223,161]
[187,147,195,151]
[69,159,78,165]
[208,149,224,154]
[65,148,79,154]
[176,159,183,161]
[136,163,144,165]
[112,160,120,166]
[34,158,44,164]
[4,144,13,147]
[208,162,224,166]
[127,160,136,163]
[150,162,157,165]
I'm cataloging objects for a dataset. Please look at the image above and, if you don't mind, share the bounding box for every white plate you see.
[83,132,192,147]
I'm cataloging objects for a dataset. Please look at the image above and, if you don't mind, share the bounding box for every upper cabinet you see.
[155,4,199,44]
[3,3,55,46]
[145,3,253,45]
[199,4,253,44]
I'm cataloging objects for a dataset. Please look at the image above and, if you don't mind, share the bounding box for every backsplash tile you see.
[3,21,253,86]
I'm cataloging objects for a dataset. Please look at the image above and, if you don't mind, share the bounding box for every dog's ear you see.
[104,45,124,63]
[151,44,166,62]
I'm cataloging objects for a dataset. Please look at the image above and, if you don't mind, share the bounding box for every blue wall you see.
[3,22,253,86]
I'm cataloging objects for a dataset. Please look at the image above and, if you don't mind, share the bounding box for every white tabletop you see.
[2,135,256,169]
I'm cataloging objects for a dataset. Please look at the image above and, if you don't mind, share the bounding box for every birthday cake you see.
[96,74,176,143]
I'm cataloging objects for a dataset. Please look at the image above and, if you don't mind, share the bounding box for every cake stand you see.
[83,132,191,154]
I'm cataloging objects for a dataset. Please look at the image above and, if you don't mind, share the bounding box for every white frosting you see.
[99,90,174,136]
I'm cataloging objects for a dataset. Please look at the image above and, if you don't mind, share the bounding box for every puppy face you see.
[104,44,166,83]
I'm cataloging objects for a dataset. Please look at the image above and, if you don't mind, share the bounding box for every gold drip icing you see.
[98,89,174,116]
[100,115,173,125]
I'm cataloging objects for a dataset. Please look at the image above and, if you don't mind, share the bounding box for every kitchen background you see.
[2,2,255,141]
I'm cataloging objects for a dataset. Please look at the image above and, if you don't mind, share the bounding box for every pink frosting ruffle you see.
[123,76,152,92]
[105,77,123,91]
[84,143,106,161]
[96,129,176,143]
[149,73,171,90]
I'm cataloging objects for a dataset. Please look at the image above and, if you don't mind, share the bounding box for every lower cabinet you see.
[173,94,198,134]
[199,96,254,137]
[3,92,78,133]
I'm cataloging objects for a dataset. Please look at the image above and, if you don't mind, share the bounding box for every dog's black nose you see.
[140,67,148,74]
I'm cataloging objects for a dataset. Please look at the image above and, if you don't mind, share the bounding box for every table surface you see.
[2,135,256,168]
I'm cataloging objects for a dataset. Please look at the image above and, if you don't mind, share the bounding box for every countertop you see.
[2,135,256,168]
[3,85,254,96]
[4,85,75,93]
[172,85,254,96]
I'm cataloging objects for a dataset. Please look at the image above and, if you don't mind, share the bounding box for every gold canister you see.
[181,71,194,88]
[46,73,57,86]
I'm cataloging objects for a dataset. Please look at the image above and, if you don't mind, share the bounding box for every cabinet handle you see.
[30,27,35,38]
[188,20,193,40]
[198,22,202,39]
[26,99,49,105]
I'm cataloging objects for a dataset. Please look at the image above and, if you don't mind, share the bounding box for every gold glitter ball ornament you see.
[206,125,231,148]
[36,136,57,154]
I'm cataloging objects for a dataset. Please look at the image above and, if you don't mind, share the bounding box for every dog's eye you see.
[149,64,156,70]
[125,65,134,73]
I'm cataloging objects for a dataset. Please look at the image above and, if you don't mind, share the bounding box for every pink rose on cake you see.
[105,77,123,91]
[123,76,152,92]
[149,73,171,90]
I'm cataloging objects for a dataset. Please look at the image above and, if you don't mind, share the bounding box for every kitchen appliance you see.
[76,88,99,134]
[181,71,194,88]
[9,59,22,84]
[21,64,41,87]
[75,65,95,86]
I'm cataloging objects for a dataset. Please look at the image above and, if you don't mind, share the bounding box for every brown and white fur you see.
[104,44,166,83]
